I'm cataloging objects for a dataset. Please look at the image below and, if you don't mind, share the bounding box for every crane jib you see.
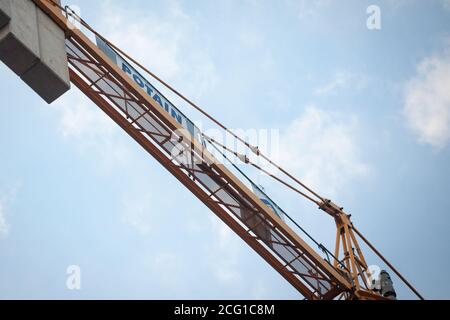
[95,36,204,145]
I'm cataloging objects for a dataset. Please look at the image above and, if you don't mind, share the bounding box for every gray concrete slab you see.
[0,0,70,103]
[0,0,39,75]
[21,61,70,103]
[21,7,70,103]
[0,0,11,29]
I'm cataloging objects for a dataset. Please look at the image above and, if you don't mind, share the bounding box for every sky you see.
[1,0,450,300]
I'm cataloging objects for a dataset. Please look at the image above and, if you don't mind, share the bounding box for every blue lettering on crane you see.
[122,63,132,75]
[96,36,204,145]
[133,74,145,88]
[153,94,163,107]
[171,109,182,124]
[163,102,170,113]
[145,84,153,96]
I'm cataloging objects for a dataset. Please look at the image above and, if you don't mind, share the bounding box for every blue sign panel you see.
[96,36,203,144]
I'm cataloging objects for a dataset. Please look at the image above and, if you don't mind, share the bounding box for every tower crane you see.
[0,0,424,300]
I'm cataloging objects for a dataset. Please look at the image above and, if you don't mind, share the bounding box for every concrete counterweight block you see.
[0,0,11,28]
[21,8,70,103]
[0,0,40,75]
[0,0,70,104]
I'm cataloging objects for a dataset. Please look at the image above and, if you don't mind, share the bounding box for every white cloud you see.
[250,280,269,299]
[384,0,450,11]
[0,184,20,238]
[293,0,332,19]
[52,89,132,172]
[97,0,218,100]
[120,191,160,236]
[383,0,412,10]
[0,201,9,237]
[56,90,115,138]
[207,216,242,285]
[146,252,182,288]
[239,30,264,49]
[99,11,180,80]
[404,48,450,149]
[444,0,450,10]
[275,106,370,198]
[314,71,367,96]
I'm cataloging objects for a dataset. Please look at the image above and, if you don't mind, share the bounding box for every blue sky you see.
[1,0,450,299]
